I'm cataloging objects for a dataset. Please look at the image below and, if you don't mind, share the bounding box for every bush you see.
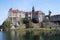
[21,18,29,24]
[32,18,39,23]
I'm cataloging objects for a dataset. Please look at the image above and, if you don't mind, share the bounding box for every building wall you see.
[38,13,45,22]
[8,8,25,27]
[20,12,25,18]
[32,12,38,19]
[50,15,60,21]
[32,11,45,22]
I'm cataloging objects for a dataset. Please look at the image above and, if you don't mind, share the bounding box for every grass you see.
[15,28,59,32]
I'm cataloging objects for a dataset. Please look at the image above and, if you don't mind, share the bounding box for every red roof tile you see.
[25,12,32,15]
[35,11,44,14]
[11,10,21,13]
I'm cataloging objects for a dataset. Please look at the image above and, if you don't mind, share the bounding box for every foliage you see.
[21,18,29,24]
[2,20,11,29]
[32,18,39,23]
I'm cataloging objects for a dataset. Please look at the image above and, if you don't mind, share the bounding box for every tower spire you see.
[32,6,35,12]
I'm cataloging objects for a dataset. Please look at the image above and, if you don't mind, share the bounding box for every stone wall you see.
[16,21,60,28]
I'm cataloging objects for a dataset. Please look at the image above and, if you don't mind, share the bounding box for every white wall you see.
[20,12,25,18]
[38,14,45,22]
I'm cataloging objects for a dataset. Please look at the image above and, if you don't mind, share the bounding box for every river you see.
[0,30,60,40]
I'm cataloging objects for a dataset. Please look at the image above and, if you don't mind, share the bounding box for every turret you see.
[48,10,52,20]
[32,6,35,13]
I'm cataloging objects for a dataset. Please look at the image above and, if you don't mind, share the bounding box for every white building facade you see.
[8,8,25,27]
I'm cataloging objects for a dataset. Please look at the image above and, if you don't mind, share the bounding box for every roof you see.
[9,8,22,13]
[25,11,44,15]
[35,11,44,14]
[25,12,32,15]
[11,10,21,13]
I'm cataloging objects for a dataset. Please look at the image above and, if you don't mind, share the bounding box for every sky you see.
[0,0,60,25]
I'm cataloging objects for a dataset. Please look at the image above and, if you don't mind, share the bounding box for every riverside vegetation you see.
[1,18,59,31]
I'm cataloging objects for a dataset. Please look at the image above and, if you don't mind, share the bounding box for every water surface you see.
[0,30,60,40]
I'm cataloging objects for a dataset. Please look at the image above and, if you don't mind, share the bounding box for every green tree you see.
[32,18,39,23]
[21,18,29,24]
[2,20,11,29]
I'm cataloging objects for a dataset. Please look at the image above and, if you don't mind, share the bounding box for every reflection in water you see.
[0,30,60,40]
[24,31,33,40]
[11,31,16,40]
[0,32,3,40]
[33,35,40,40]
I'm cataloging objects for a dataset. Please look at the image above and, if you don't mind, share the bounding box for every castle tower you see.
[32,6,35,19]
[32,6,35,13]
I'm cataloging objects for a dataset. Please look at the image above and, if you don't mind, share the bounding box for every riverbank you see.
[10,28,60,32]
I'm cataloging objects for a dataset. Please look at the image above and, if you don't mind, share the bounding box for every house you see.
[50,15,60,25]
[8,8,25,27]
[31,6,45,22]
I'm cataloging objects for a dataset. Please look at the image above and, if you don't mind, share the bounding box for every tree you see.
[2,20,11,29]
[32,18,39,23]
[21,18,29,24]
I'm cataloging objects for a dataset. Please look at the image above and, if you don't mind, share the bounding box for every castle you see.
[8,6,46,28]
[3,6,60,29]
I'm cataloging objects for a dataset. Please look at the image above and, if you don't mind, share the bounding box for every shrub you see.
[21,18,29,24]
[32,18,39,23]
